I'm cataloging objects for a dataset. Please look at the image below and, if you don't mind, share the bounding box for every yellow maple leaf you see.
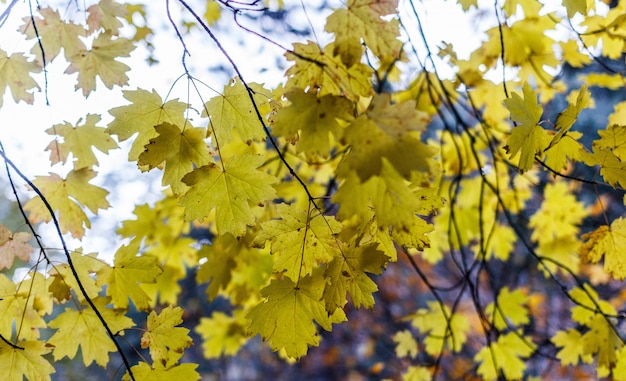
[203,78,270,144]
[562,0,587,18]
[87,0,127,35]
[195,234,238,300]
[19,7,87,63]
[581,146,626,188]
[140,306,192,363]
[504,82,551,172]
[547,86,589,150]
[393,330,418,358]
[0,49,41,107]
[24,168,110,239]
[338,94,435,181]
[594,124,626,161]
[204,1,222,25]
[0,225,31,270]
[96,242,163,310]
[65,32,134,96]
[138,122,211,194]
[474,332,535,381]
[582,314,623,370]
[48,297,134,366]
[408,301,469,355]
[528,182,587,245]
[486,287,529,330]
[323,242,387,310]
[324,0,402,67]
[544,131,583,171]
[49,251,104,303]
[195,310,248,358]
[0,340,54,381]
[403,366,432,381]
[552,329,593,366]
[581,217,626,280]
[270,89,353,158]
[284,40,373,102]
[46,114,118,170]
[255,203,342,281]
[569,284,616,325]
[124,361,200,381]
[181,152,276,236]
[247,273,346,359]
[107,88,188,161]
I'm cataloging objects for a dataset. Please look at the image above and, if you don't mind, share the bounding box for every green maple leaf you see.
[181,152,276,236]
[65,32,134,96]
[138,122,211,194]
[48,297,134,367]
[46,114,118,170]
[247,273,346,359]
[504,82,551,172]
[325,0,402,67]
[140,306,192,364]
[0,340,55,381]
[270,89,353,158]
[23,168,110,239]
[255,203,342,281]
[203,78,270,144]
[0,49,41,107]
[96,242,163,311]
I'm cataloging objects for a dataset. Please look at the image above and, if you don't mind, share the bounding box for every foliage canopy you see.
[2,0,626,379]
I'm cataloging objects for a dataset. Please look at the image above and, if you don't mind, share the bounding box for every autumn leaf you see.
[0,225,32,270]
[474,332,535,381]
[203,78,270,144]
[581,217,626,280]
[138,122,211,194]
[24,168,110,239]
[65,32,135,96]
[0,340,55,381]
[408,301,469,355]
[96,242,163,310]
[140,306,192,363]
[284,40,373,102]
[107,88,188,161]
[49,251,104,303]
[87,0,127,35]
[504,82,551,172]
[563,0,587,18]
[322,242,387,311]
[19,7,87,63]
[338,94,435,181]
[195,311,248,358]
[270,89,353,158]
[247,273,346,359]
[581,146,626,188]
[594,124,626,160]
[325,0,402,67]
[255,203,342,281]
[48,297,134,367]
[486,287,530,330]
[124,361,200,381]
[550,86,590,146]
[393,330,418,358]
[46,114,118,169]
[0,49,41,107]
[181,152,276,236]
[552,329,593,366]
